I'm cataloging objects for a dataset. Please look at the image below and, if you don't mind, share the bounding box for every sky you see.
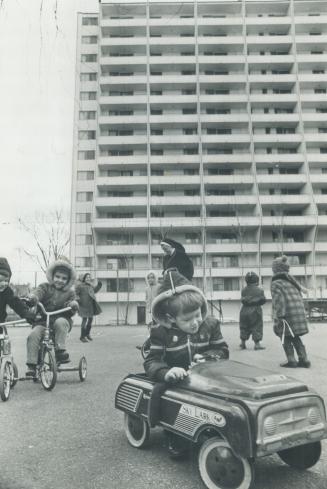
[0,0,98,283]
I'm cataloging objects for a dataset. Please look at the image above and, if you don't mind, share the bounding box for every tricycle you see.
[115,358,327,489]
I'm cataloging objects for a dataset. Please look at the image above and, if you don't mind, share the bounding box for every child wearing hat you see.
[75,273,102,342]
[144,270,229,457]
[271,255,310,368]
[26,259,79,376]
[0,257,32,323]
[239,271,266,351]
[160,238,194,281]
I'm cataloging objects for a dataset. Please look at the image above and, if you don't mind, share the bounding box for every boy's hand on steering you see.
[164,367,188,382]
[68,300,79,312]
[193,353,206,363]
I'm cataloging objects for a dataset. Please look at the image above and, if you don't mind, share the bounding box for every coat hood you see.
[46,259,76,291]
[160,238,185,253]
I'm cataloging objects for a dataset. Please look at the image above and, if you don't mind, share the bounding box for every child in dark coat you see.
[144,270,229,457]
[239,271,266,350]
[271,255,310,368]
[0,257,31,323]
[75,273,102,342]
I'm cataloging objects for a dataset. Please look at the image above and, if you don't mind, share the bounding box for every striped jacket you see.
[271,273,308,337]
[144,315,229,382]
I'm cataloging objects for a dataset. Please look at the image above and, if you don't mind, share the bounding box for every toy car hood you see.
[180,360,308,400]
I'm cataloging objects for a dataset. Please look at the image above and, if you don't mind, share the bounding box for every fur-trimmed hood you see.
[46,259,76,291]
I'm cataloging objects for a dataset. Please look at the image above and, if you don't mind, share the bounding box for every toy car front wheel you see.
[40,348,57,391]
[124,413,150,448]
[0,360,12,401]
[11,362,18,388]
[278,441,321,470]
[78,356,87,382]
[198,438,254,489]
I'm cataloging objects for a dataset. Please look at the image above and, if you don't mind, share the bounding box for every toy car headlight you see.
[308,407,320,425]
[264,416,277,436]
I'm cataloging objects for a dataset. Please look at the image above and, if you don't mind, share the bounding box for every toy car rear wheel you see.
[11,362,18,388]
[78,356,87,382]
[0,360,12,401]
[40,348,57,391]
[278,441,321,470]
[198,438,254,489]
[124,413,150,448]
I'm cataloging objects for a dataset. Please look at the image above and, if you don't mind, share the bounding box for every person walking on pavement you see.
[76,273,102,342]
[271,255,311,368]
[160,238,194,281]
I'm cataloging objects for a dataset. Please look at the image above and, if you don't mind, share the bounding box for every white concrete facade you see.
[70,0,327,324]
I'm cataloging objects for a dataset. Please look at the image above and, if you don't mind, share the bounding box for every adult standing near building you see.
[76,273,102,342]
[160,238,194,281]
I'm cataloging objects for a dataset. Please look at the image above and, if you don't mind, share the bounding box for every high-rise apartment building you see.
[70,0,327,324]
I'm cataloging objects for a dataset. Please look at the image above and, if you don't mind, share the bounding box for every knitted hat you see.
[151,269,207,323]
[0,258,12,280]
[272,255,290,274]
[160,238,185,253]
[245,271,259,285]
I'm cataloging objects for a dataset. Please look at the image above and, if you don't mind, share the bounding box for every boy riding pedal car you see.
[144,270,229,457]
[26,259,78,376]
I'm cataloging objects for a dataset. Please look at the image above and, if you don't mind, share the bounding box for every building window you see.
[76,192,93,202]
[184,168,199,175]
[77,171,94,181]
[78,150,95,160]
[183,147,198,155]
[151,149,164,155]
[213,277,239,291]
[315,88,326,94]
[75,257,93,268]
[106,279,133,292]
[82,17,98,25]
[150,109,163,115]
[81,36,98,44]
[183,128,197,135]
[151,189,164,196]
[76,234,93,245]
[76,213,91,223]
[185,210,200,217]
[151,210,164,217]
[80,91,97,100]
[79,111,96,120]
[151,129,163,135]
[78,130,96,140]
[106,212,134,219]
[185,233,201,243]
[151,169,164,176]
[212,256,238,268]
[80,73,97,82]
[81,54,97,63]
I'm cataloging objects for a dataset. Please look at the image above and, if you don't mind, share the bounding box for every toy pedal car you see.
[115,360,327,489]
[0,324,19,401]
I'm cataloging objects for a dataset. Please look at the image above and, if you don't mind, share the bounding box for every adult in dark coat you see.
[160,238,194,281]
[75,273,102,342]
[271,255,310,368]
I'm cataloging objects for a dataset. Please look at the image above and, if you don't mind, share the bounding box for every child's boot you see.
[281,342,297,368]
[26,364,36,377]
[254,341,265,350]
[239,340,246,350]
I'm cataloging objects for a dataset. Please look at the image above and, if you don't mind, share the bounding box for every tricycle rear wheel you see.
[124,413,150,448]
[198,437,254,489]
[278,441,321,469]
[78,356,87,382]
[0,360,12,401]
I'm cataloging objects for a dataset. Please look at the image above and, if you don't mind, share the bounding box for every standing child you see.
[144,270,229,457]
[0,257,32,323]
[145,270,159,326]
[26,259,78,376]
[271,255,310,368]
[239,271,266,350]
[75,273,102,342]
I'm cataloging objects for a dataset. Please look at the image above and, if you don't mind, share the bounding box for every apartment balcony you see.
[150,195,201,206]
[315,242,327,252]
[198,54,245,65]
[97,176,148,188]
[93,217,148,230]
[150,94,197,105]
[201,114,249,125]
[98,115,147,125]
[250,94,298,104]
[259,194,311,206]
[101,18,147,28]
[150,154,200,165]
[97,292,146,303]
[311,174,327,184]
[248,74,296,85]
[149,55,198,66]
[298,74,327,85]
[261,215,316,226]
[100,55,148,66]
[301,94,327,104]
[304,134,327,144]
[205,195,257,206]
[149,74,198,85]
[95,196,147,208]
[198,35,244,44]
[96,244,148,255]
[253,134,302,145]
[200,94,247,104]
[205,216,260,227]
[204,175,254,187]
[149,114,198,126]
[206,242,258,253]
[202,134,250,146]
[294,14,327,25]
[247,55,295,66]
[306,153,327,165]
[254,154,304,165]
[203,154,252,166]
[297,54,327,64]
[302,113,327,124]
[315,195,327,205]
[317,216,327,226]
[151,243,203,254]
[251,114,299,125]
[99,75,147,85]
[246,16,292,26]
[246,35,293,45]
[101,36,147,47]
[99,95,147,105]
[260,241,312,253]
[150,175,199,186]
[149,134,199,145]
[199,74,247,85]
[256,174,307,187]
[296,34,327,44]
[98,155,148,168]
[98,135,147,146]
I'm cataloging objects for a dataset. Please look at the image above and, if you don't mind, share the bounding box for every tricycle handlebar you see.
[36,302,72,316]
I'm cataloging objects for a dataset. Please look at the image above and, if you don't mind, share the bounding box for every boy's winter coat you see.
[271,273,308,337]
[144,316,229,382]
[75,276,102,317]
[31,260,77,327]
[0,287,30,323]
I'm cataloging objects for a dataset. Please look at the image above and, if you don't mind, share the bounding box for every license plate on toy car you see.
[180,404,226,427]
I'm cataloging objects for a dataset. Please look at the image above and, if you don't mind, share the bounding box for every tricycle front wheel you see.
[0,360,12,401]
[39,348,57,391]
[198,437,254,489]
[124,413,150,448]
[278,441,321,470]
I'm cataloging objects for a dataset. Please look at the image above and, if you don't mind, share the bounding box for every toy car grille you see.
[173,411,203,436]
[116,384,142,413]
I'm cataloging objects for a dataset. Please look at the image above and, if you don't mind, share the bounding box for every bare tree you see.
[18,209,70,274]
